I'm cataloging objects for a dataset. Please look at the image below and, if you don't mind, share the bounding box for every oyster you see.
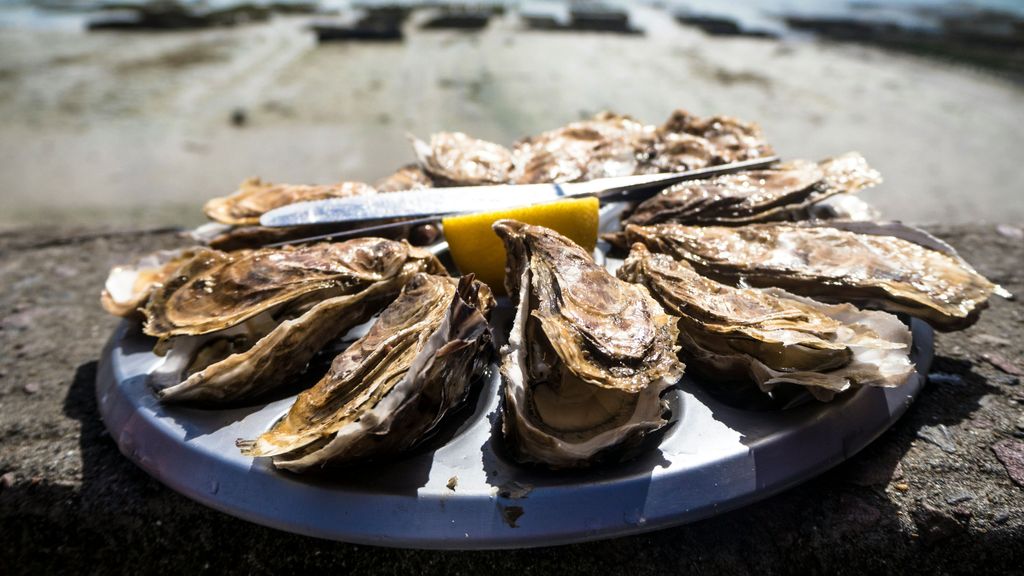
[374,164,435,193]
[200,222,433,252]
[156,279,409,404]
[639,132,715,174]
[622,221,1009,331]
[199,224,329,252]
[101,247,202,317]
[658,109,774,164]
[619,244,914,400]
[510,112,652,184]
[412,132,513,186]
[509,109,774,184]
[203,178,377,226]
[493,220,685,468]
[148,239,445,404]
[239,274,494,471]
[144,238,441,337]
[806,194,880,222]
[624,153,881,227]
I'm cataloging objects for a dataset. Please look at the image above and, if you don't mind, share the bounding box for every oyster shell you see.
[101,247,202,317]
[239,274,495,471]
[509,109,774,184]
[624,153,881,227]
[156,279,408,404]
[374,163,435,193]
[639,132,715,174]
[493,220,685,468]
[510,112,652,184]
[658,109,774,164]
[203,178,377,226]
[147,239,445,404]
[622,222,1008,331]
[199,224,331,252]
[619,244,914,400]
[144,238,442,337]
[412,132,513,186]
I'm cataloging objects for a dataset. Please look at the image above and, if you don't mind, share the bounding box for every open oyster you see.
[622,221,1009,331]
[619,244,914,400]
[658,109,774,164]
[203,178,377,226]
[144,238,441,337]
[101,247,203,317]
[639,132,716,174]
[239,274,494,471]
[193,223,338,252]
[510,112,652,184]
[374,163,435,193]
[509,109,774,184]
[624,152,881,227]
[493,220,685,468]
[412,132,513,186]
[806,194,880,222]
[148,239,445,404]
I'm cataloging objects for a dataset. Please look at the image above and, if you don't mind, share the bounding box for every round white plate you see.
[96,312,931,549]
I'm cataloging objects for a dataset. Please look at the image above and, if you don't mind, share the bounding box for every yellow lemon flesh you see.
[442,197,600,294]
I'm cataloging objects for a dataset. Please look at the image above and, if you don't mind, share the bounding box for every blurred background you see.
[0,0,1021,229]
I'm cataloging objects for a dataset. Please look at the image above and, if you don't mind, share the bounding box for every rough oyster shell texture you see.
[239,274,495,471]
[197,223,344,253]
[493,220,685,468]
[374,164,435,193]
[623,152,881,227]
[619,244,914,401]
[412,131,514,186]
[203,178,377,226]
[510,112,653,184]
[659,109,775,164]
[144,238,442,337]
[508,109,774,185]
[148,238,445,404]
[622,221,1008,331]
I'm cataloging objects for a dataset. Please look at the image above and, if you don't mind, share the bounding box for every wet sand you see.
[1,7,1022,228]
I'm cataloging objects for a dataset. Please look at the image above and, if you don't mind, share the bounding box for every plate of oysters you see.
[97,109,1008,548]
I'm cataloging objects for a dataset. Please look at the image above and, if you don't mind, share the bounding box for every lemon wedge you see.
[442,197,599,294]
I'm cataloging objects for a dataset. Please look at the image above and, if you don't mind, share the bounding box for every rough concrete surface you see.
[0,224,1022,574]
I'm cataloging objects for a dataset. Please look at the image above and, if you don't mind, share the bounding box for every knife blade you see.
[260,183,565,227]
[258,156,778,228]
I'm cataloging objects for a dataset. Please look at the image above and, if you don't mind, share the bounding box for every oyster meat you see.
[493,220,685,468]
[101,247,202,317]
[203,178,377,226]
[619,244,914,400]
[624,152,881,227]
[239,274,494,471]
[147,239,446,404]
[622,221,1009,331]
[412,132,513,186]
[198,224,336,252]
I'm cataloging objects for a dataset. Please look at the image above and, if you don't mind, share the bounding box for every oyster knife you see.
[259,157,778,228]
